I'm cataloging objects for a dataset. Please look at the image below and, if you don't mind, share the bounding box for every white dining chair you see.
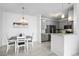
[6,36,16,53]
[15,36,26,55]
[26,33,33,51]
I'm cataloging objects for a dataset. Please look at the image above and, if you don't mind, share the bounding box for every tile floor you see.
[0,42,57,56]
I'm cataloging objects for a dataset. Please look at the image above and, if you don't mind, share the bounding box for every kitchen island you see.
[51,33,78,56]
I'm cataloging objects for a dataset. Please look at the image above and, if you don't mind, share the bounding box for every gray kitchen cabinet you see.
[41,33,48,42]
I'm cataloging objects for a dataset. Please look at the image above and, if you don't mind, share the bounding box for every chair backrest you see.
[6,33,16,46]
[17,36,26,42]
[16,36,26,46]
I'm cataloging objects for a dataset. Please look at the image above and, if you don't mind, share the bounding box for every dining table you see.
[8,35,32,53]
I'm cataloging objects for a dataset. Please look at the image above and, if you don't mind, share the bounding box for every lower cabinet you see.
[51,34,64,56]
[64,35,78,56]
[41,33,49,42]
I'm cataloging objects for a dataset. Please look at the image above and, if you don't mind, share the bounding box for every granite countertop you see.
[42,32,74,35]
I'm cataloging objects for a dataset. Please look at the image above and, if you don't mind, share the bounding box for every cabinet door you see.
[64,35,78,56]
[41,34,48,42]
[51,35,64,56]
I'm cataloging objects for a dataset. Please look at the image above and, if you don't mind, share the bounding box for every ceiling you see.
[0,3,73,17]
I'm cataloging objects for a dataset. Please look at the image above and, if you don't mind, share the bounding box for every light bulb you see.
[61,14,65,18]
[68,16,72,21]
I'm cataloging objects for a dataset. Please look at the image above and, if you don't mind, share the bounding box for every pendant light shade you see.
[13,6,28,27]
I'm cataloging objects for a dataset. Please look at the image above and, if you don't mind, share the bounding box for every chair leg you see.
[26,41,29,52]
[16,47,19,56]
[24,46,26,54]
[15,46,17,54]
[31,42,33,47]
[6,45,10,53]
[30,43,32,51]
[15,41,17,53]
[15,44,19,56]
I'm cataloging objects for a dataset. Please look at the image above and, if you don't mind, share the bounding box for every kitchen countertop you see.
[41,33,74,35]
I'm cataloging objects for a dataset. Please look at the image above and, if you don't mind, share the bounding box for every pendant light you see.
[68,4,73,21]
[13,6,28,26]
[68,16,72,21]
[61,3,65,19]
[61,14,65,18]
[19,6,28,25]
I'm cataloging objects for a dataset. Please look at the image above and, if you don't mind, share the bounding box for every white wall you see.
[0,8,2,47]
[74,3,79,54]
[1,12,39,46]
[71,4,79,55]
[36,16,41,43]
